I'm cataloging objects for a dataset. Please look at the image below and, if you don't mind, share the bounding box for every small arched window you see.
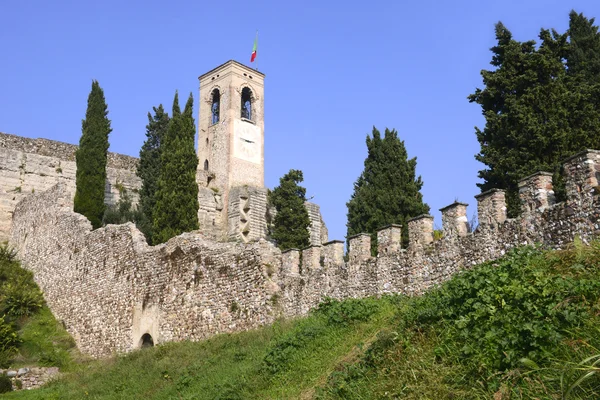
[204,159,209,171]
[211,89,220,124]
[241,87,252,120]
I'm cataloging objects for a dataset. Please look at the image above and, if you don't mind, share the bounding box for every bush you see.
[0,244,16,264]
[2,282,44,318]
[0,374,12,393]
[0,317,19,356]
[406,245,600,371]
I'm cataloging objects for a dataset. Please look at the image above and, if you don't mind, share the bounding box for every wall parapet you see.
[10,148,600,358]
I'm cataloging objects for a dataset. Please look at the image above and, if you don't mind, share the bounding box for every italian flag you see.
[251,33,258,62]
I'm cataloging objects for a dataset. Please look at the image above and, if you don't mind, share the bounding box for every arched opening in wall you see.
[211,89,220,124]
[140,333,154,348]
[205,138,209,147]
[204,159,209,171]
[241,87,252,120]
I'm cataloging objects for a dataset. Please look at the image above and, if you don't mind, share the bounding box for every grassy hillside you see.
[0,245,77,371]
[4,240,600,399]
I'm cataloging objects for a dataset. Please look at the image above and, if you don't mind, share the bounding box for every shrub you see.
[0,374,12,393]
[2,282,44,318]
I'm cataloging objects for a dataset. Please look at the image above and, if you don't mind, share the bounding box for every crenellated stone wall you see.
[10,149,600,358]
[0,132,141,242]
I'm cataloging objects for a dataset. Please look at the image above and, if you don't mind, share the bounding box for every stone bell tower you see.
[196,60,268,242]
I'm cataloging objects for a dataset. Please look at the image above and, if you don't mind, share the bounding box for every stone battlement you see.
[9,149,600,358]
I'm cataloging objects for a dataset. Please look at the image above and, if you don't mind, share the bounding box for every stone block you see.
[440,202,469,237]
[518,171,555,214]
[407,215,433,249]
[348,233,371,262]
[475,189,506,229]
[376,224,402,254]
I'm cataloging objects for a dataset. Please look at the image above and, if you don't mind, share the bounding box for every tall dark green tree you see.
[346,127,429,252]
[74,80,112,229]
[137,105,170,243]
[565,11,600,154]
[269,169,311,251]
[469,23,573,215]
[152,92,199,244]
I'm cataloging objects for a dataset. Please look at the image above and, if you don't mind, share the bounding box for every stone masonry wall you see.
[10,149,600,358]
[0,132,141,242]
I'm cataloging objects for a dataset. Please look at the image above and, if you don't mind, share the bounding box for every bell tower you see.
[197,61,267,242]
[198,60,265,191]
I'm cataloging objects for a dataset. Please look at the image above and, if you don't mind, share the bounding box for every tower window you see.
[211,89,220,124]
[204,159,209,171]
[241,87,252,120]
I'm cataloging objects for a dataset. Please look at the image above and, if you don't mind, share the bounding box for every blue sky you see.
[1,0,599,242]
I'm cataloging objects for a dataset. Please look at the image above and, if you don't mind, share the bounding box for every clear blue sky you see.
[1,0,599,242]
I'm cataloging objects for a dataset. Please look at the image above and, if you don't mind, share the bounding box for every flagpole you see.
[255,30,259,72]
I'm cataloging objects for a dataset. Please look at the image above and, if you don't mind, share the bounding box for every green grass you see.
[5,239,600,399]
[5,298,397,399]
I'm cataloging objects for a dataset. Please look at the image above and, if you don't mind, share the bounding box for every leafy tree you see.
[137,105,169,243]
[346,127,429,252]
[269,169,311,251]
[152,92,199,244]
[102,187,140,226]
[470,13,600,216]
[74,80,112,229]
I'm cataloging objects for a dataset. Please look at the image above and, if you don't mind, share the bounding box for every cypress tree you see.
[346,127,429,252]
[565,11,600,153]
[152,92,199,244]
[74,80,112,229]
[137,105,169,243]
[470,14,600,216]
[269,169,311,251]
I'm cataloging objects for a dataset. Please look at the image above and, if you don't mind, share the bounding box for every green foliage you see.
[0,318,19,367]
[346,127,429,252]
[318,241,600,399]
[153,92,199,244]
[0,246,43,320]
[74,80,112,229]
[407,245,600,371]
[137,105,170,244]
[316,297,381,327]
[0,374,12,393]
[263,322,326,374]
[471,12,600,216]
[269,169,311,251]
[102,187,141,226]
[0,244,74,370]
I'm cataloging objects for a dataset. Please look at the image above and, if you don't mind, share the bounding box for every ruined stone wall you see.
[10,184,281,358]
[10,149,600,358]
[0,132,141,241]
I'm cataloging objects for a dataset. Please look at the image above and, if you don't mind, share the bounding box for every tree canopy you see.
[269,169,311,251]
[470,11,600,215]
[74,80,112,229]
[137,104,169,243]
[152,92,199,244]
[346,127,429,252]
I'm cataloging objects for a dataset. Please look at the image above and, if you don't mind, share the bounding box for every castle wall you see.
[10,184,282,358]
[0,132,141,242]
[11,146,600,358]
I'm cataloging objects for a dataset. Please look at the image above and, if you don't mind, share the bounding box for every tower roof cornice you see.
[198,60,265,81]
